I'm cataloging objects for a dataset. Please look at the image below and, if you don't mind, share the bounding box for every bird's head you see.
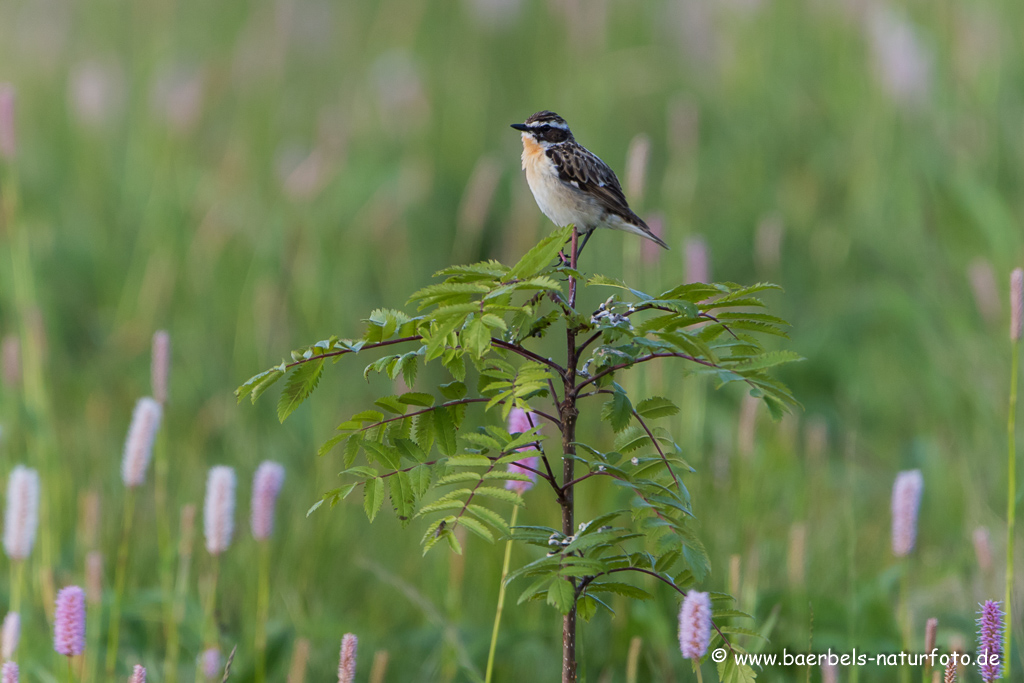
[511,110,573,146]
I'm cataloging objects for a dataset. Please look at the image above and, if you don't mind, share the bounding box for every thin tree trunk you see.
[561,229,580,683]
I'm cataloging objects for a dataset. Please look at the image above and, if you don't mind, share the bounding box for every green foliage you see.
[239,228,797,679]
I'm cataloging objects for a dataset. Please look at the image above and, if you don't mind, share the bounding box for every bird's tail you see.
[641,226,669,249]
[630,213,669,250]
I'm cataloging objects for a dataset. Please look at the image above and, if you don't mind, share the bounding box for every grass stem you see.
[485,505,519,683]
[105,489,136,676]
[203,555,221,648]
[255,541,271,683]
[9,560,23,615]
[1006,343,1019,678]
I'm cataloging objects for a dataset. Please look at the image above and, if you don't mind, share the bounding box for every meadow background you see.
[0,0,1022,680]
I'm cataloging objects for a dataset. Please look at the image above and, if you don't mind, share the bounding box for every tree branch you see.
[491,338,567,379]
[575,331,603,355]
[547,378,562,409]
[540,454,564,502]
[285,336,423,369]
[575,389,613,400]
[560,470,610,491]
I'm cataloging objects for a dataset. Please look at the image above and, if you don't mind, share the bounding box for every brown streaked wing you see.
[547,145,635,220]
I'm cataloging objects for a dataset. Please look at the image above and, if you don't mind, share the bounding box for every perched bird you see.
[512,110,668,260]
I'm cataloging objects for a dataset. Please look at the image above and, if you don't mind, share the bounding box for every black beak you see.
[510,123,529,132]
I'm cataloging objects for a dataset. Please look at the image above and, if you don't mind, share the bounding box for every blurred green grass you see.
[1,0,1023,680]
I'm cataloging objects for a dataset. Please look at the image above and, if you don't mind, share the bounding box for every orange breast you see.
[521,135,546,171]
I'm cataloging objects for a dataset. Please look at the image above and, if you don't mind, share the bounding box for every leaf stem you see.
[574,306,733,357]
[283,336,423,369]
[352,397,561,434]
[574,352,714,394]
[594,566,735,651]
[632,411,681,489]
[362,449,554,487]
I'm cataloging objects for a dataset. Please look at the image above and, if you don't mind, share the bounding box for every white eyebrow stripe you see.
[527,120,570,130]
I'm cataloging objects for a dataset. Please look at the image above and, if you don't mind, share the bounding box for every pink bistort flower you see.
[0,85,14,160]
[1,612,18,660]
[338,633,357,683]
[3,466,39,561]
[678,590,711,660]
[121,397,163,487]
[204,466,236,555]
[505,408,539,495]
[251,461,285,541]
[891,469,923,557]
[200,646,220,679]
[53,586,86,657]
[976,600,1004,682]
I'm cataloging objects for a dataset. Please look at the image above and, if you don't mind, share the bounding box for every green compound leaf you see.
[389,471,416,526]
[438,381,467,401]
[237,363,286,404]
[277,357,324,423]
[364,477,385,522]
[434,406,458,456]
[394,438,428,463]
[472,486,524,506]
[547,578,575,614]
[398,392,435,407]
[413,410,435,453]
[457,516,494,543]
[635,396,680,420]
[717,659,758,683]
[407,464,432,498]
[510,226,573,279]
[462,317,492,360]
[466,504,511,536]
[374,395,407,415]
[601,388,633,433]
[362,441,400,470]
[417,499,465,516]
[577,595,598,622]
